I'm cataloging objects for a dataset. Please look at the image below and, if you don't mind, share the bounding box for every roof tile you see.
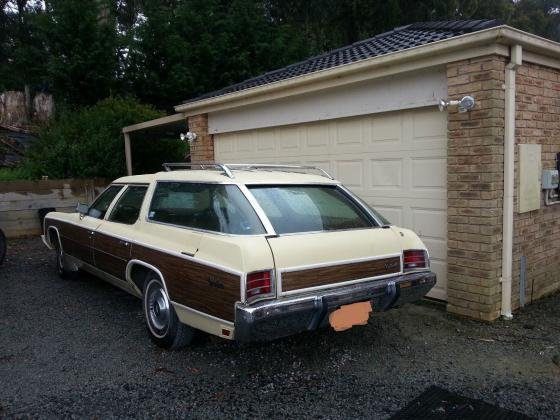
[182,19,502,104]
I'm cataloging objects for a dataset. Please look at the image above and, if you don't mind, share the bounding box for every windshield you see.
[248,185,376,234]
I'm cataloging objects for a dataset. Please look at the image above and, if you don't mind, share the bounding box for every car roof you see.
[113,169,340,185]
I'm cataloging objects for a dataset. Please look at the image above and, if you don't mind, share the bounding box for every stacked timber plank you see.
[0,179,107,238]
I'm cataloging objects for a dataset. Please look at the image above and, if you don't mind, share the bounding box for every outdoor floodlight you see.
[180,132,197,142]
[438,95,476,113]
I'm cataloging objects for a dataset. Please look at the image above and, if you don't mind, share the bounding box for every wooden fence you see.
[0,178,107,238]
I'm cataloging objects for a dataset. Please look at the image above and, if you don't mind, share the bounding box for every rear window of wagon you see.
[148,182,266,235]
[248,185,376,234]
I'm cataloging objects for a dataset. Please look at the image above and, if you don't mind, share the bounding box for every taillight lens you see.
[403,250,428,271]
[246,270,272,301]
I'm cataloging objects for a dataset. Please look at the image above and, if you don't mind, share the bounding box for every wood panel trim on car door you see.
[280,255,402,293]
[45,219,95,265]
[94,232,131,280]
[131,244,241,322]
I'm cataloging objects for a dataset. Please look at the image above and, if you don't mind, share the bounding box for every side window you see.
[148,182,265,235]
[108,186,148,225]
[87,185,123,219]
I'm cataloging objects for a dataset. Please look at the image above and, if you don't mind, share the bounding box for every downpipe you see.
[501,45,522,320]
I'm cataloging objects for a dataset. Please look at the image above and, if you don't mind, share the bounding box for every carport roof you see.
[180,19,502,105]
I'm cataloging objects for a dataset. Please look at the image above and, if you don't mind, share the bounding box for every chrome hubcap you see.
[147,281,170,334]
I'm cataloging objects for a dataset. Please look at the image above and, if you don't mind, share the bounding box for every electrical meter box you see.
[542,169,559,189]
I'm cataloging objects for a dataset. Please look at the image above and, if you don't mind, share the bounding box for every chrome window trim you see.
[237,184,276,236]
[145,218,269,238]
[337,185,387,227]
[246,183,378,235]
[145,181,269,236]
[107,184,149,225]
[85,183,125,220]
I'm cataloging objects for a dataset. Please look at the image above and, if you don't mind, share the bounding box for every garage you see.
[124,19,560,321]
[214,108,448,300]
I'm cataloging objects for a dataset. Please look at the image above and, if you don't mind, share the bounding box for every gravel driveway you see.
[1,238,559,419]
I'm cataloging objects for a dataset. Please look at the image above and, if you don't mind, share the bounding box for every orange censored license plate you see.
[329,301,373,332]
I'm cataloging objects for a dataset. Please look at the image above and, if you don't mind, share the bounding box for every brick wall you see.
[446,55,506,321]
[187,114,214,162]
[512,62,560,309]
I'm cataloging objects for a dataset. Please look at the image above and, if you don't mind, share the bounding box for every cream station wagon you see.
[42,163,436,349]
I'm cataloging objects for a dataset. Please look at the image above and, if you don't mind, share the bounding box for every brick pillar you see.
[446,55,506,321]
[187,114,214,162]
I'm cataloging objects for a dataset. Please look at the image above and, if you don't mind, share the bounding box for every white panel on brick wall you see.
[209,67,447,134]
[214,107,448,300]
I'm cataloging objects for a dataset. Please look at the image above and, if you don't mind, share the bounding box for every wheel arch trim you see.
[126,259,170,297]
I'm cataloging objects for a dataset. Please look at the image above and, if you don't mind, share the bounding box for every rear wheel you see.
[143,274,194,350]
[0,229,6,265]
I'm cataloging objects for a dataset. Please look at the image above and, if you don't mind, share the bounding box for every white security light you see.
[438,96,475,113]
[180,132,198,142]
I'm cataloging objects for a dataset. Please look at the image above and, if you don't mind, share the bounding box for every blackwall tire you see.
[143,273,194,350]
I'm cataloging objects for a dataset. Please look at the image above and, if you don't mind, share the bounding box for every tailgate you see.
[267,228,403,296]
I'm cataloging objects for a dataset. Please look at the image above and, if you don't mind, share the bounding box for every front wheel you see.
[143,274,194,350]
[53,236,77,280]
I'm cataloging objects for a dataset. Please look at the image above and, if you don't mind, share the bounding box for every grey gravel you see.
[1,237,559,419]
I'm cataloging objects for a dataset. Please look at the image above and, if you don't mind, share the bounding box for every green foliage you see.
[23,97,187,180]
[0,166,34,181]
[124,0,309,110]
[39,0,120,106]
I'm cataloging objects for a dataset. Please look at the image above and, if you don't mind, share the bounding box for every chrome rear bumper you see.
[234,271,436,342]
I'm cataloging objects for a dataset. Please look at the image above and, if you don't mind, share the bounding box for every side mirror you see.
[76,203,89,215]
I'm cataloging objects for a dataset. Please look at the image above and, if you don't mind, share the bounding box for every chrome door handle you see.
[119,240,129,247]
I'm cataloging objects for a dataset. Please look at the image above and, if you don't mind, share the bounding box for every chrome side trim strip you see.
[170,299,234,327]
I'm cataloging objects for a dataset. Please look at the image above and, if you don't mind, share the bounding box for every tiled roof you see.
[182,19,503,104]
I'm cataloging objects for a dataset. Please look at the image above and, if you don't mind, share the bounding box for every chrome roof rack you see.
[225,164,334,180]
[161,162,334,180]
[162,162,234,178]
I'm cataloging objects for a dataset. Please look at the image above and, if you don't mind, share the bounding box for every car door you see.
[68,184,124,266]
[94,185,148,280]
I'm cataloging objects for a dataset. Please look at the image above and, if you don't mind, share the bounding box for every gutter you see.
[174,26,560,116]
[501,44,522,320]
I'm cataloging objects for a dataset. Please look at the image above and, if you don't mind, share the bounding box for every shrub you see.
[24,97,187,180]
[0,166,34,181]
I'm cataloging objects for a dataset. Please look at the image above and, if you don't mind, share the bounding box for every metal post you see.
[124,132,132,176]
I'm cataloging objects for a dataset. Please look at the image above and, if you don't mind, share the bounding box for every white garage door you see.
[214,108,447,300]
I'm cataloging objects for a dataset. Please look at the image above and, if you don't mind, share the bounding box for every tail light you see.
[403,249,428,271]
[246,270,272,301]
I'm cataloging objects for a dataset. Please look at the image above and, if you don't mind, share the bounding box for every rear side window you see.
[109,186,148,225]
[148,182,266,235]
[87,185,123,219]
[249,185,374,234]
